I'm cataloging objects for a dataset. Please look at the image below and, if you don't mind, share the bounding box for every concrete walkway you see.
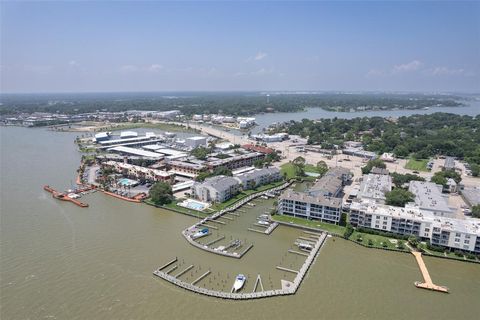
[412,251,449,293]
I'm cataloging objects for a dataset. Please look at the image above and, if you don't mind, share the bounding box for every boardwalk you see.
[412,252,449,293]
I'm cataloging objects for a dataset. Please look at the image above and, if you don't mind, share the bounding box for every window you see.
[455,238,460,243]
[455,233,461,237]
[464,240,470,244]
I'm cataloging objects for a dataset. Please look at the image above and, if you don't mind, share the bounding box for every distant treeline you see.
[274,113,480,175]
[0,92,466,116]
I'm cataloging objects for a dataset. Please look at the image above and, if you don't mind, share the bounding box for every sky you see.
[1,1,479,93]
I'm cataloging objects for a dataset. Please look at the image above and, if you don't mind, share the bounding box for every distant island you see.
[0,92,470,117]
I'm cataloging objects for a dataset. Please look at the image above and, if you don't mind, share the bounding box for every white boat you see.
[257,220,270,226]
[191,228,209,239]
[298,242,313,251]
[258,214,269,220]
[233,274,246,292]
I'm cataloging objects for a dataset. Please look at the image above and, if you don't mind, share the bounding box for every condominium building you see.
[408,181,454,217]
[277,167,351,224]
[277,189,342,224]
[191,175,241,203]
[357,173,392,204]
[103,161,172,183]
[208,152,265,171]
[234,167,281,189]
[349,199,480,253]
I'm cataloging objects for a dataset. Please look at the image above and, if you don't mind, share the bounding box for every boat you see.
[298,242,313,251]
[233,274,246,292]
[257,220,270,226]
[258,214,269,220]
[191,228,209,239]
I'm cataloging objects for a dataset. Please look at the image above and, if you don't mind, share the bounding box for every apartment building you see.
[349,199,480,253]
[104,161,172,183]
[191,175,241,203]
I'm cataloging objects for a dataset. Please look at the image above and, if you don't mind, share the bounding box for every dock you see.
[288,249,309,257]
[205,236,225,246]
[43,185,89,208]
[153,232,328,300]
[412,252,449,293]
[276,266,299,274]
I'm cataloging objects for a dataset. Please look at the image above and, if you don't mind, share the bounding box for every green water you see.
[1,126,479,320]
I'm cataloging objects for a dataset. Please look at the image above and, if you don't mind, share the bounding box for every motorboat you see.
[191,228,209,239]
[257,220,270,226]
[233,274,246,292]
[298,242,313,251]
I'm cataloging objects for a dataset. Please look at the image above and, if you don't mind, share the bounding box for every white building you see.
[357,173,392,204]
[185,136,207,148]
[349,199,480,253]
[191,175,241,203]
[120,131,138,139]
[234,167,281,189]
[408,181,454,217]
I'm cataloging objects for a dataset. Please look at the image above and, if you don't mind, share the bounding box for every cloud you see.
[68,60,79,67]
[119,65,139,73]
[392,60,423,74]
[247,51,268,62]
[366,69,386,78]
[148,64,164,72]
[254,51,268,61]
[430,66,468,76]
[234,67,274,77]
[23,65,53,74]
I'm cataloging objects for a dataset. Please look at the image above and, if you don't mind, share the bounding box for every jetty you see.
[412,252,449,293]
[43,185,89,208]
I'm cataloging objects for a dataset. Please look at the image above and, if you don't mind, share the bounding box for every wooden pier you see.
[191,270,211,286]
[44,185,89,208]
[205,236,225,246]
[276,266,299,274]
[252,274,264,292]
[288,249,309,257]
[412,252,449,293]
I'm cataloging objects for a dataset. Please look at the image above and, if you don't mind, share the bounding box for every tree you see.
[390,172,425,188]
[292,156,306,176]
[254,159,264,168]
[385,188,414,207]
[361,158,385,174]
[149,182,173,205]
[190,146,209,160]
[408,236,419,248]
[343,224,354,239]
[316,160,329,177]
[431,169,461,188]
[213,166,232,176]
[472,205,480,218]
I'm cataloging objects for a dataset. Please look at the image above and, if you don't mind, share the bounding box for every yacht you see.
[233,274,246,292]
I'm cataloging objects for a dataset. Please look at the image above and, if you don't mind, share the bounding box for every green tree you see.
[254,159,264,168]
[408,236,419,248]
[190,146,209,160]
[472,205,480,218]
[343,224,354,239]
[316,160,329,177]
[385,188,414,207]
[213,166,232,176]
[292,156,306,176]
[149,182,173,205]
[361,158,385,174]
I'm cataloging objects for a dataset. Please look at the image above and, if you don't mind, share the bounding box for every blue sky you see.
[1,1,479,93]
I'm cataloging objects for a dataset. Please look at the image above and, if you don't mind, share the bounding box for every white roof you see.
[108,146,163,159]
[187,136,206,141]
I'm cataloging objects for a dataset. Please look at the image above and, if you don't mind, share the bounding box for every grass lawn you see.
[350,231,408,251]
[405,158,430,172]
[304,164,320,174]
[272,214,346,235]
[280,163,297,179]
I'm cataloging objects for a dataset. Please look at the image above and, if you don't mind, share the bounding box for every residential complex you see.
[277,167,351,224]
[191,175,242,203]
[103,161,172,183]
[349,199,480,253]
[357,173,392,204]
[190,167,281,203]
[408,181,454,218]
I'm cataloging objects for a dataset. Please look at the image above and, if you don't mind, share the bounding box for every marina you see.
[153,232,327,299]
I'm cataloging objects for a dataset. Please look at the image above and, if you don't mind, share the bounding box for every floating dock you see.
[412,252,449,293]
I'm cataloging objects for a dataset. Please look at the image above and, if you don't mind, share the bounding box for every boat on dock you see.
[191,228,209,240]
[233,274,246,292]
[257,220,270,226]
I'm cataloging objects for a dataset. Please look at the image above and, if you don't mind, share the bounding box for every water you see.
[1,126,480,320]
[249,101,480,133]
